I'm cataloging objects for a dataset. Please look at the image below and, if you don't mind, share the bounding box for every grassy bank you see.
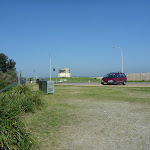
[25,84,150,149]
[0,85,42,149]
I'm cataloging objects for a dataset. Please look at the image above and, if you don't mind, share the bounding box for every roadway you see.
[61,82,150,87]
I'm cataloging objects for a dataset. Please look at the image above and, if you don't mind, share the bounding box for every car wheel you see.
[122,81,126,85]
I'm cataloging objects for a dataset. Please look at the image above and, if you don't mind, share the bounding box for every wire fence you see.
[0,77,26,93]
[0,82,17,93]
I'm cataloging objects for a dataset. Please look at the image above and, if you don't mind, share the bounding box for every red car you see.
[101,72,127,85]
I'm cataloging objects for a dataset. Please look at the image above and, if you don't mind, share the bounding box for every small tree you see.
[0,53,8,72]
[0,53,17,89]
[0,53,16,72]
[7,59,16,70]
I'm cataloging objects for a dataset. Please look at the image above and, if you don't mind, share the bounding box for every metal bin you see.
[39,80,54,94]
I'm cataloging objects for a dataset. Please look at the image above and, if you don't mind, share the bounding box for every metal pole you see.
[18,72,20,85]
[56,69,57,84]
[20,71,22,85]
[49,54,51,81]
[112,46,124,73]
[120,48,123,73]
[28,73,29,82]
[34,70,35,84]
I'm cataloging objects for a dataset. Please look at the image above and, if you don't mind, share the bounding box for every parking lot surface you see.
[61,82,150,87]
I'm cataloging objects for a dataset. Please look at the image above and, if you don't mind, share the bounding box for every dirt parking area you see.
[59,99,150,150]
[48,85,150,150]
[30,84,150,150]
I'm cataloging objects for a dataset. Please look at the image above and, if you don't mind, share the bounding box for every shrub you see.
[0,85,42,149]
[0,70,17,89]
[0,79,7,89]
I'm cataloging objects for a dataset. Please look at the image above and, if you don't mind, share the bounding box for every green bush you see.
[0,80,7,89]
[0,85,42,149]
[0,70,17,90]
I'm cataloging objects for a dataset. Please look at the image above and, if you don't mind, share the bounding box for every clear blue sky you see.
[0,0,150,77]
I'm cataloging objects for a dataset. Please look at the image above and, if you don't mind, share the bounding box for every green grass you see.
[0,80,7,89]
[25,84,150,149]
[47,77,101,82]
[26,85,80,149]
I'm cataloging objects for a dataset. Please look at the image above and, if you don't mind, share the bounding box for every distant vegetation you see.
[0,85,42,149]
[0,53,17,89]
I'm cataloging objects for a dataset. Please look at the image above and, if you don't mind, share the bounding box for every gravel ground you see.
[58,99,150,150]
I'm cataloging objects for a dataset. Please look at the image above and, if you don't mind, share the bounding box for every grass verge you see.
[26,85,80,149]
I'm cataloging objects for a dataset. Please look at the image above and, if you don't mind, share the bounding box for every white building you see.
[58,68,71,78]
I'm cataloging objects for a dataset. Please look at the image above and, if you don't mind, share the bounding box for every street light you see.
[112,46,123,73]
[49,52,51,81]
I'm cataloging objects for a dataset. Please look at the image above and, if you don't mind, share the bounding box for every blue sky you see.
[0,0,150,77]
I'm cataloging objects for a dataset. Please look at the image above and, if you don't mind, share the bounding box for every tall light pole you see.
[112,46,123,73]
[49,53,51,81]
[34,69,36,84]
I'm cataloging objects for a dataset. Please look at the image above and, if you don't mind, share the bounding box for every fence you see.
[0,78,26,93]
[126,73,150,81]
[0,82,17,93]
